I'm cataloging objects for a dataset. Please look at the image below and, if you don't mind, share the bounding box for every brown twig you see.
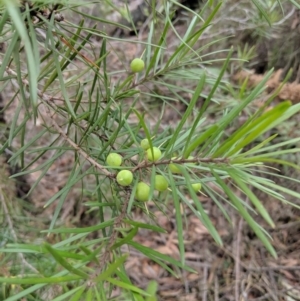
[46,114,114,178]
[132,157,229,172]
[88,188,131,285]
[4,65,114,178]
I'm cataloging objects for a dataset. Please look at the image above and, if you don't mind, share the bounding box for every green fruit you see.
[147,147,161,162]
[106,153,122,167]
[140,138,150,150]
[130,58,145,73]
[169,157,181,174]
[154,175,168,192]
[116,170,133,186]
[135,182,150,202]
[192,183,202,192]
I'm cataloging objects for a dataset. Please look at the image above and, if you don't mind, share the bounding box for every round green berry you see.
[192,183,202,192]
[130,58,145,73]
[169,157,181,174]
[154,175,168,192]
[116,170,133,186]
[106,153,122,167]
[140,139,150,150]
[135,182,150,202]
[146,147,161,162]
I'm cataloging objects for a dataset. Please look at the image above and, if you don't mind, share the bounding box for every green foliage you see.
[0,0,299,300]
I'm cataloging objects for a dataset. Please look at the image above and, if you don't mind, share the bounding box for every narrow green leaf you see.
[252,0,271,25]
[207,68,274,156]
[8,100,23,147]
[86,286,95,301]
[44,20,99,92]
[80,245,101,265]
[107,277,151,296]
[145,20,169,77]
[69,286,86,301]
[289,0,300,8]
[4,0,39,110]
[123,220,167,233]
[44,243,89,279]
[184,125,218,158]
[51,286,84,301]
[111,227,138,250]
[238,134,278,156]
[226,102,291,157]
[73,9,131,30]
[212,170,277,258]
[8,128,47,163]
[258,180,300,206]
[228,169,275,228]
[180,167,222,246]
[0,29,19,80]
[168,171,185,265]
[48,163,83,232]
[166,1,222,66]
[95,254,129,282]
[128,241,196,273]
[132,109,153,151]
[0,9,9,34]
[115,269,144,301]
[165,73,205,155]
[145,280,158,301]
[47,31,76,118]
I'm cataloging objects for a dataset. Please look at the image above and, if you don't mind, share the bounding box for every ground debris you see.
[233,69,300,104]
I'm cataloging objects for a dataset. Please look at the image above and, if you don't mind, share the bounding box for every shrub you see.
[0,0,299,300]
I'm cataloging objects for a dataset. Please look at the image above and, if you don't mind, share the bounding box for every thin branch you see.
[4,65,114,178]
[88,188,131,285]
[132,157,229,172]
[47,114,114,178]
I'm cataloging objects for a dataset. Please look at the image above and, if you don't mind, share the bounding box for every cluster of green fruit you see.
[106,147,168,202]
[140,139,202,193]
[106,138,202,202]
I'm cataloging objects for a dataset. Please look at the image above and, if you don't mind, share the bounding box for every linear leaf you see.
[44,243,89,279]
[228,169,275,228]
[95,254,128,282]
[111,227,138,250]
[106,277,151,297]
[180,167,222,246]
[212,170,277,258]
[128,241,196,273]
[123,220,167,233]
[168,171,185,265]
[165,73,206,155]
